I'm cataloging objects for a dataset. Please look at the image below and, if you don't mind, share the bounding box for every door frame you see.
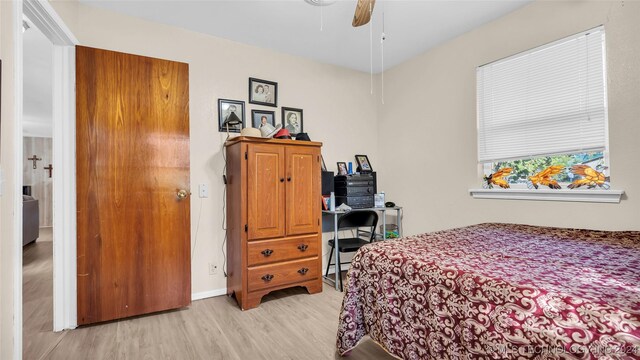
[13,0,78,356]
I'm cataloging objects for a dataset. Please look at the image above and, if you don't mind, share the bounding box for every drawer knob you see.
[280,178,285,183]
[261,249,274,257]
[298,268,309,275]
[297,244,309,252]
[261,274,274,282]
[287,177,292,182]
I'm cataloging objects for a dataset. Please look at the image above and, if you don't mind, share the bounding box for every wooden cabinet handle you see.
[280,178,285,183]
[298,268,309,275]
[297,244,309,252]
[287,177,292,182]
[261,249,274,257]
[261,274,274,282]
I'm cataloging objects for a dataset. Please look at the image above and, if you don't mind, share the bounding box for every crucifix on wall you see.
[28,154,42,169]
[44,164,53,178]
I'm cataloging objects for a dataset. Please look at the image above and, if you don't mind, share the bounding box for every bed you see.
[337,223,640,359]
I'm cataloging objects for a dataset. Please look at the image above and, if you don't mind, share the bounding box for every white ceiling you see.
[79,0,532,73]
[23,17,54,138]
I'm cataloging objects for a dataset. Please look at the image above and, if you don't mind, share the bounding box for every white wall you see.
[50,1,381,296]
[377,0,640,235]
[0,1,18,358]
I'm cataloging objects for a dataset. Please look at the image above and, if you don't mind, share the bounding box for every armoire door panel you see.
[247,144,286,240]
[76,46,191,325]
[286,147,320,236]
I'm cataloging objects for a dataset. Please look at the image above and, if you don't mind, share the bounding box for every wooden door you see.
[76,46,190,325]
[285,146,320,236]
[247,144,286,240]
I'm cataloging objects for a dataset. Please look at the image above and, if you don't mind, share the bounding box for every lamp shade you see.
[223,112,242,127]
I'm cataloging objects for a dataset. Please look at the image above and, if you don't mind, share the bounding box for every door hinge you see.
[245,151,248,160]
[244,224,248,232]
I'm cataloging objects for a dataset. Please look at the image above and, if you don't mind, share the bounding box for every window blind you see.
[477,26,607,163]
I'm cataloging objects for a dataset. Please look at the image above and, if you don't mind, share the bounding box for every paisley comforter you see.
[337,223,640,359]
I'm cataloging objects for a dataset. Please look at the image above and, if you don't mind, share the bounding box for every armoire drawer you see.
[248,258,319,292]
[247,235,318,266]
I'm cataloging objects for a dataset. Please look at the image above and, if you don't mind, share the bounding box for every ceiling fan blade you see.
[352,0,376,27]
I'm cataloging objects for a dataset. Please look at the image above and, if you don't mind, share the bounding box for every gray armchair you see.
[23,195,39,246]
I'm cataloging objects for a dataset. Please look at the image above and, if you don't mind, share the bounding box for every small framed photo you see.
[321,196,330,211]
[337,162,348,176]
[218,99,245,133]
[249,78,277,107]
[251,110,275,129]
[282,107,303,137]
[355,155,372,173]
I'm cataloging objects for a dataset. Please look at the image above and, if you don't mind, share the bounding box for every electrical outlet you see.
[209,263,218,275]
[199,183,209,198]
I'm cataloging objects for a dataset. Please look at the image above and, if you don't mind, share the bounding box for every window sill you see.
[469,188,624,203]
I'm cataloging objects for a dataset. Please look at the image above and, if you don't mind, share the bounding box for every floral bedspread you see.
[337,223,640,359]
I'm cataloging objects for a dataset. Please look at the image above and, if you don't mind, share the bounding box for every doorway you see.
[21,14,63,359]
[11,1,78,357]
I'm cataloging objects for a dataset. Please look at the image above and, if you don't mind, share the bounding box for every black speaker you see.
[321,171,334,195]
[371,171,377,194]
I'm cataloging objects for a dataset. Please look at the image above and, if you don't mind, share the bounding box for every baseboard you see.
[191,288,227,301]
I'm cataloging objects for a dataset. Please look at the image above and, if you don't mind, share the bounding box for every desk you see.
[322,206,403,290]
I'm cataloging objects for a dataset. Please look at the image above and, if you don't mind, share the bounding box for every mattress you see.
[337,223,640,359]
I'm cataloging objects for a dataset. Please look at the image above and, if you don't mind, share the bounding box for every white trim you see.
[23,0,78,45]
[16,1,78,349]
[191,288,227,301]
[51,45,77,331]
[13,2,25,359]
[469,188,624,203]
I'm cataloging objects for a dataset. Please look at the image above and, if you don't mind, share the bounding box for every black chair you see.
[325,210,378,291]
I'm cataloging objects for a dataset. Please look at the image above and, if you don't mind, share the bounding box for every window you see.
[486,151,607,189]
[477,26,610,190]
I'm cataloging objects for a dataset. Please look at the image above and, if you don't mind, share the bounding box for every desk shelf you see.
[321,207,403,290]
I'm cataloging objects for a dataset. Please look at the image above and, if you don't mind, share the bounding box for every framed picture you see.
[218,99,245,133]
[249,78,277,107]
[321,196,330,211]
[337,162,348,176]
[282,107,303,137]
[321,155,327,172]
[251,110,275,129]
[355,155,373,173]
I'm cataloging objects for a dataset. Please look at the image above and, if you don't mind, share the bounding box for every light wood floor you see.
[23,234,394,360]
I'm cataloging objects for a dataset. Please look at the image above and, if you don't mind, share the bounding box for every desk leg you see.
[382,211,387,240]
[397,208,403,238]
[334,213,339,291]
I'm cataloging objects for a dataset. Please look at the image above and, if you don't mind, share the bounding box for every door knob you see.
[176,189,189,200]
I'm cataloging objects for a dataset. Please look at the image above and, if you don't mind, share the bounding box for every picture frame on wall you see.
[218,99,245,133]
[251,110,275,129]
[249,77,277,107]
[281,107,303,137]
[355,154,373,173]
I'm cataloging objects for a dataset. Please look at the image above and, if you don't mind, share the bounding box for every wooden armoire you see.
[225,136,323,310]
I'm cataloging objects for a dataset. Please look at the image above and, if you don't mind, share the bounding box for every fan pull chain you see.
[320,0,324,31]
[381,12,385,104]
[369,2,373,94]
